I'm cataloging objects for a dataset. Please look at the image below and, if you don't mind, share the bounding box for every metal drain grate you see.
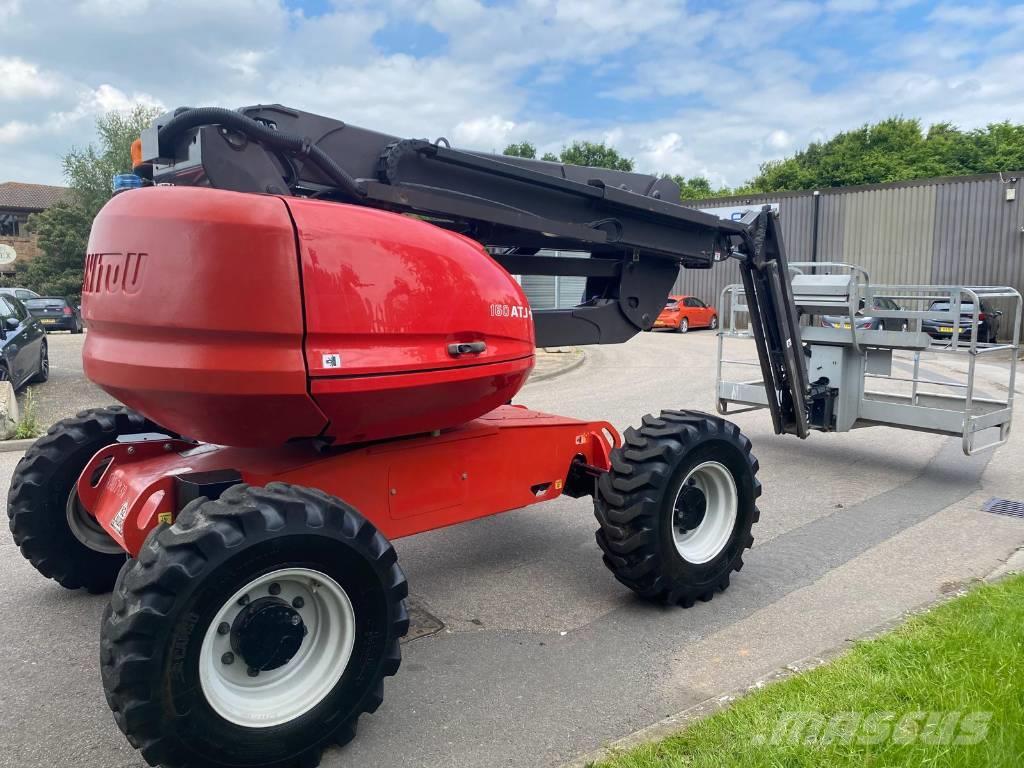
[982,497,1024,519]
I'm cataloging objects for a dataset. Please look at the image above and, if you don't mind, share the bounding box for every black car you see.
[0,295,48,388]
[921,300,1001,343]
[821,297,908,332]
[23,296,83,333]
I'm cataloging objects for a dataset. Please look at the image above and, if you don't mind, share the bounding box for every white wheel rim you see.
[671,461,738,564]
[199,567,355,728]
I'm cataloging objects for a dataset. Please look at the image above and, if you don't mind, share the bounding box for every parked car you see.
[0,295,47,388]
[23,296,83,333]
[0,287,40,303]
[921,300,1001,343]
[820,297,908,332]
[654,295,718,333]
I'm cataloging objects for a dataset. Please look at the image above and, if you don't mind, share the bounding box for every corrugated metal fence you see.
[675,172,1024,319]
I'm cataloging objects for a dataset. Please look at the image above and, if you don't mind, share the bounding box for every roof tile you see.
[0,182,72,211]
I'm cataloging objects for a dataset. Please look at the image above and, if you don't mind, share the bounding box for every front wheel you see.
[30,341,48,383]
[101,483,409,768]
[594,411,760,607]
[709,315,718,330]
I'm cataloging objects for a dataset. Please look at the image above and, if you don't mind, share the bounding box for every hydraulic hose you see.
[157,107,364,201]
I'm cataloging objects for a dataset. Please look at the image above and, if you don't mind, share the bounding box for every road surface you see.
[1,330,1022,768]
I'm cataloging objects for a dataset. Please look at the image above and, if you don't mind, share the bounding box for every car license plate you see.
[841,323,851,329]
[939,326,957,333]
[40,318,56,325]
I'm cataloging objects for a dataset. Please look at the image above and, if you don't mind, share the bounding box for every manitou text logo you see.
[84,252,146,295]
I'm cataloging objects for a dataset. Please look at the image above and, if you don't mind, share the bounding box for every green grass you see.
[595,574,1024,768]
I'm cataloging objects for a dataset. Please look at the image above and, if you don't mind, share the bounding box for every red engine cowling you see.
[83,187,534,447]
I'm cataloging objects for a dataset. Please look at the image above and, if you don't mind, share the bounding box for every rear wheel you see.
[101,483,409,768]
[72,319,83,334]
[679,317,689,333]
[7,406,172,592]
[594,410,760,606]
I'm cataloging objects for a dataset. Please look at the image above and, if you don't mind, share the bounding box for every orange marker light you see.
[130,138,143,169]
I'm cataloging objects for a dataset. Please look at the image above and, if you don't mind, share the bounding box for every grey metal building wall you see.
[680,172,1024,320]
[520,250,587,310]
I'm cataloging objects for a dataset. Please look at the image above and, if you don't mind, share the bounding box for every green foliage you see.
[21,105,159,300]
[502,141,537,159]
[749,118,1024,193]
[554,140,634,171]
[14,388,40,439]
[21,203,94,298]
[671,175,742,200]
[506,139,634,171]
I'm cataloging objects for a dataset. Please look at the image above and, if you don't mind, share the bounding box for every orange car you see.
[653,295,718,333]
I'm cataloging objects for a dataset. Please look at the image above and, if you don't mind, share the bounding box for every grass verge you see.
[595,573,1024,768]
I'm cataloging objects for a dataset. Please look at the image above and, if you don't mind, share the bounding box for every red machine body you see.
[77,406,617,557]
[82,187,535,447]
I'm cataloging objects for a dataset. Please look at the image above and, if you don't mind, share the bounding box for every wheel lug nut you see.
[247,667,259,677]
[221,652,234,665]
[268,582,281,596]
[217,622,230,635]
[238,594,249,606]
[292,596,304,609]
[291,614,302,626]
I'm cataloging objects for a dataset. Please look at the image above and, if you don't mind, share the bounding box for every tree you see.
[671,175,741,200]
[555,140,634,171]
[747,117,1024,193]
[502,141,537,159]
[19,105,159,299]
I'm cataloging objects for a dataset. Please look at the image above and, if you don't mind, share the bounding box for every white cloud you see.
[0,57,61,100]
[452,116,517,148]
[2,0,1024,190]
[767,130,793,150]
[0,120,32,144]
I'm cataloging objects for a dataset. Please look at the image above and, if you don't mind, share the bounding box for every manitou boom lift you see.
[6,104,1017,768]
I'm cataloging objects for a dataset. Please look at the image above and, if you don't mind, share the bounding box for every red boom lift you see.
[7,105,807,768]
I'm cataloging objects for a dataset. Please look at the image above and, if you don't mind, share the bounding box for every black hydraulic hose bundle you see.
[156,107,364,201]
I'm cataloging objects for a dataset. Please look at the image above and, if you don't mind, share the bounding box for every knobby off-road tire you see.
[7,406,171,592]
[594,410,760,607]
[101,482,409,768]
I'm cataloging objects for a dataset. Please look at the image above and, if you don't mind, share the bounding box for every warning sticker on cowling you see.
[322,353,342,369]
[111,502,130,535]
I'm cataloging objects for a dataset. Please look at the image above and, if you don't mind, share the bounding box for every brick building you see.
[0,182,71,276]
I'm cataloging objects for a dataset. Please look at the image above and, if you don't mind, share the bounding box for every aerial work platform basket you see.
[716,262,1021,455]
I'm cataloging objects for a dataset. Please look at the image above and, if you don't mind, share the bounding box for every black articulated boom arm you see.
[136,104,809,437]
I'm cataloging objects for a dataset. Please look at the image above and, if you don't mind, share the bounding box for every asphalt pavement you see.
[2,329,1023,768]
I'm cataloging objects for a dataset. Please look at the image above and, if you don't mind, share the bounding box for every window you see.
[691,298,707,308]
[0,297,13,320]
[7,297,26,321]
[0,214,18,236]
[14,290,36,300]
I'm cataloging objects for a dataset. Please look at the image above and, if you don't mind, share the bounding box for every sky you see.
[2,0,1024,188]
